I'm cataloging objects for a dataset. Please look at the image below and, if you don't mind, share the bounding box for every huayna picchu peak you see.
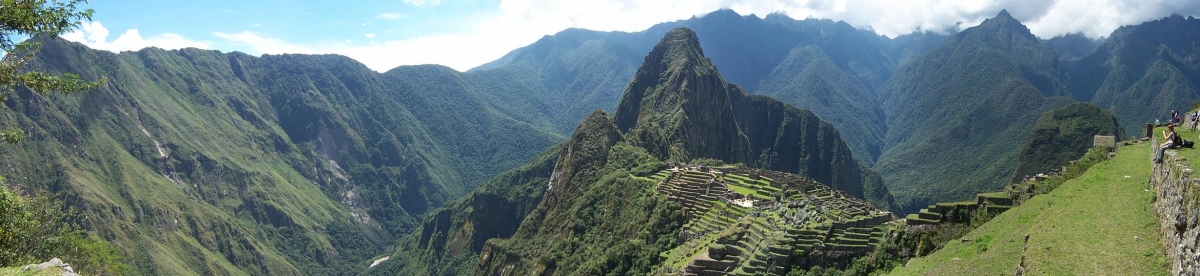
[5,3,1197,275]
[376,27,901,275]
[613,28,898,212]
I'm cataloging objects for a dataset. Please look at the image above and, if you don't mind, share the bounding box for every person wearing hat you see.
[1155,124,1180,164]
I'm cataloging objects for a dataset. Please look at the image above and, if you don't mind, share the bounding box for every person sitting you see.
[1155,124,1181,164]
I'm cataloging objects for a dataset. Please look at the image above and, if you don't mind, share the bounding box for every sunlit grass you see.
[890,144,1168,275]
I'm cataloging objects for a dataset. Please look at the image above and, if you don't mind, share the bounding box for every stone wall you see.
[1148,138,1200,275]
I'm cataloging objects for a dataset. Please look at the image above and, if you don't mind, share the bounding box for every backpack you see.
[1185,140,1195,148]
[1173,132,1184,145]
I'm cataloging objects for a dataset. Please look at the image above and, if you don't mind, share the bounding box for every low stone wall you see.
[1148,139,1200,275]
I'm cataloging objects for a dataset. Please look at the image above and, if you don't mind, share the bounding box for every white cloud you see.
[212,31,314,54]
[376,13,406,20]
[61,21,209,52]
[402,0,442,7]
[65,1,1200,73]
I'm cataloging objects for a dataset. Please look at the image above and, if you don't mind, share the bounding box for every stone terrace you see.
[651,165,897,275]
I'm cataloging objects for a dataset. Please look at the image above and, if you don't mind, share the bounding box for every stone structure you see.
[1148,137,1200,275]
[1094,135,1116,151]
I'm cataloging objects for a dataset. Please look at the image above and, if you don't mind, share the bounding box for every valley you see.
[1,3,1198,276]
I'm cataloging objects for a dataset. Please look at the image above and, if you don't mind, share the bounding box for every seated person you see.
[1155,124,1181,164]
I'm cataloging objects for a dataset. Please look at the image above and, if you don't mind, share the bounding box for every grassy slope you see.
[890,144,1167,275]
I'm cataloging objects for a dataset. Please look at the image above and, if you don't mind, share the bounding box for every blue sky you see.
[63,0,1200,72]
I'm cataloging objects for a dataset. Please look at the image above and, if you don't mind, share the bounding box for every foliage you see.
[0,178,125,274]
[875,10,1076,213]
[477,141,683,275]
[1071,15,1200,135]
[1011,103,1123,183]
[0,37,562,274]
[367,144,564,276]
[1,0,105,142]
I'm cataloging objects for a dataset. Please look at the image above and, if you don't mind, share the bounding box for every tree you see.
[0,1,122,274]
[1,0,104,143]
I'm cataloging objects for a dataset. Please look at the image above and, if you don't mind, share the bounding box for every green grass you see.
[890,144,1168,275]
[0,266,62,276]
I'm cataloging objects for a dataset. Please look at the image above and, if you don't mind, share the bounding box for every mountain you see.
[874,10,1076,213]
[374,27,899,275]
[1011,103,1123,182]
[480,27,896,275]
[463,29,653,135]
[1043,33,1100,62]
[610,28,894,209]
[3,38,561,274]
[1069,15,1200,136]
[467,10,937,167]
[755,45,887,166]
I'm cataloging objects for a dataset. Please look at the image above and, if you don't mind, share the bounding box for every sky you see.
[61,0,1200,72]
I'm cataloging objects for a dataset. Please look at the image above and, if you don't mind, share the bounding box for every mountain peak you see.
[962,8,1038,43]
[657,27,707,65]
[996,9,1013,20]
[613,27,722,132]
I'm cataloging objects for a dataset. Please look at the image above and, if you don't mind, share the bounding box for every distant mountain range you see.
[6,8,1197,275]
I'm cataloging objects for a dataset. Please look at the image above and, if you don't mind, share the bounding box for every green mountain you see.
[1011,103,1123,182]
[874,10,1077,213]
[1043,33,1099,62]
[1069,15,1200,136]
[2,38,560,274]
[466,10,936,167]
[755,45,887,166]
[610,28,894,210]
[375,27,899,275]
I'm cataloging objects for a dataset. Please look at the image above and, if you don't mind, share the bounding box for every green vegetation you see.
[612,27,898,212]
[875,10,1077,213]
[1071,15,1200,134]
[1,36,561,274]
[0,181,124,274]
[757,45,886,166]
[891,144,1167,275]
[1011,103,1123,183]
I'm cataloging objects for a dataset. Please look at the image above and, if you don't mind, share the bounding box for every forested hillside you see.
[374,27,898,275]
[874,10,1076,213]
[4,38,561,274]
[7,7,1198,275]
[1069,15,1200,136]
[1011,103,1123,182]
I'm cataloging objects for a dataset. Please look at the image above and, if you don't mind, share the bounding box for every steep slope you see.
[1069,15,1200,135]
[1043,33,1099,62]
[465,29,651,135]
[612,28,896,210]
[366,144,563,275]
[3,38,559,274]
[875,10,1075,213]
[1011,103,1123,182]
[475,111,681,275]
[414,27,900,275]
[465,10,947,171]
[756,45,887,165]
